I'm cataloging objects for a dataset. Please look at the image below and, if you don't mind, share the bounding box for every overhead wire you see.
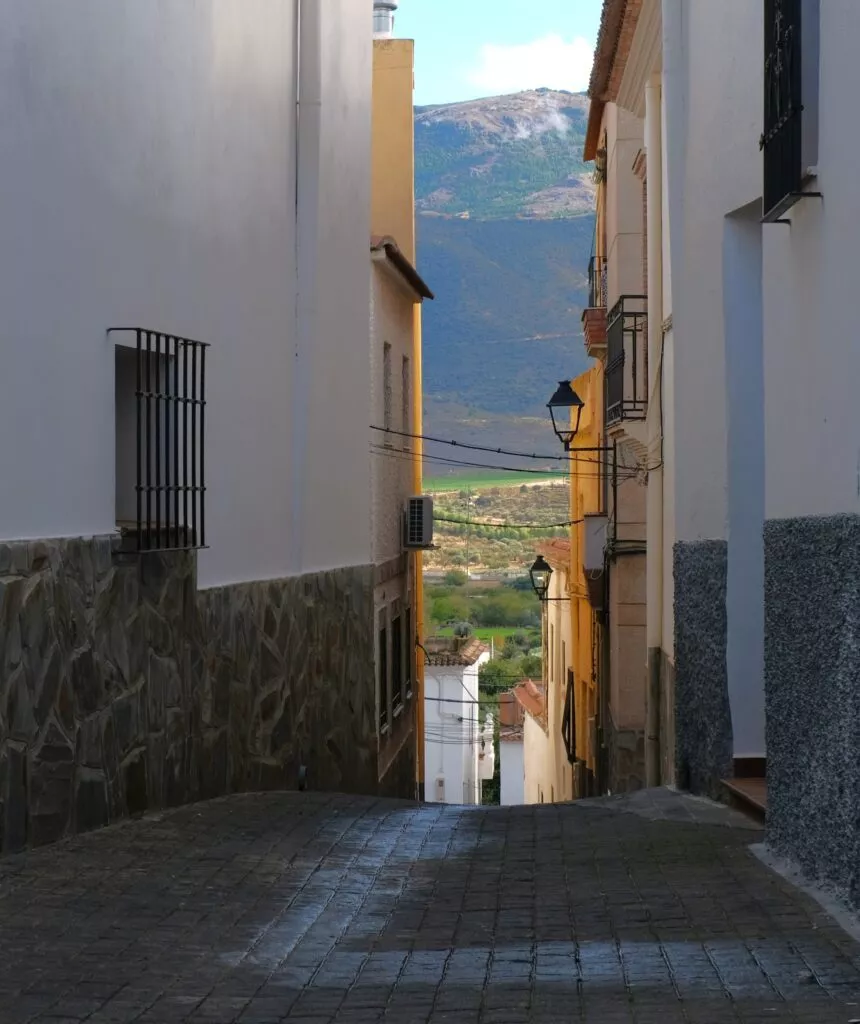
[369,424,615,468]
[370,443,638,481]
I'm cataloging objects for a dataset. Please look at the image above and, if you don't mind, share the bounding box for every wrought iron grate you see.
[111,328,208,553]
[605,296,648,427]
[761,0,803,220]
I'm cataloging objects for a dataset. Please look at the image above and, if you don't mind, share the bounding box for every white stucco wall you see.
[724,209,765,756]
[662,0,762,545]
[763,2,860,520]
[424,654,488,805]
[662,0,765,755]
[0,0,373,587]
[500,739,524,806]
[523,712,551,805]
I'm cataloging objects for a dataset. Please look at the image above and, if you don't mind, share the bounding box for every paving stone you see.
[1,791,860,1022]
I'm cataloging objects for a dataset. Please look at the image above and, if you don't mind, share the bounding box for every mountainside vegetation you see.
[415,89,596,461]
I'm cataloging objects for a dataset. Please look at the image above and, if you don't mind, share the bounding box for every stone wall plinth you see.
[0,536,414,852]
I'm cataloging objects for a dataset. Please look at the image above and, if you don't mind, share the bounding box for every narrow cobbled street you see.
[2,791,860,1024]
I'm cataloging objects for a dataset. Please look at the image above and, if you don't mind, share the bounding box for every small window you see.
[392,613,403,712]
[401,355,411,450]
[113,328,207,553]
[383,342,392,439]
[378,616,389,733]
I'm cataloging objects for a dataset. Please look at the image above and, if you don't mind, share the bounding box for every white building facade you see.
[594,0,860,902]
[423,638,491,805]
[0,0,417,852]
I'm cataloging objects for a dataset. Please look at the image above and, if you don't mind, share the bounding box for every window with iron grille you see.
[383,342,392,439]
[112,328,208,553]
[562,670,576,764]
[392,612,403,712]
[404,607,413,699]
[587,255,607,309]
[378,616,389,733]
[605,296,648,427]
[761,0,819,222]
[401,356,411,451]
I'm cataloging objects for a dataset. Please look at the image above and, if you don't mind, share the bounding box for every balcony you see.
[581,256,608,356]
[605,296,647,428]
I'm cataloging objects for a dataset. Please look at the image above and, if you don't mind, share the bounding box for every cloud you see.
[468,34,593,96]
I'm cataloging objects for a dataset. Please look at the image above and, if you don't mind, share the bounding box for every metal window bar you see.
[587,255,607,308]
[562,671,576,764]
[392,614,403,711]
[109,328,208,553]
[405,607,413,698]
[605,296,648,426]
[379,623,389,732]
[762,0,803,220]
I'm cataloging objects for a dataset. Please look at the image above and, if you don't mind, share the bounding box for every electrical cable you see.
[434,514,583,530]
[370,443,637,481]
[370,424,615,468]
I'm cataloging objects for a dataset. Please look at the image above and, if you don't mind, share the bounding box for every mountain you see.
[415,89,597,467]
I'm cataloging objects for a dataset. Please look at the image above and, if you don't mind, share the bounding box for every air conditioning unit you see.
[403,495,434,549]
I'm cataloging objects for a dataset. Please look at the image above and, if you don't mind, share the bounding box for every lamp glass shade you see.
[547,380,584,449]
[529,555,553,601]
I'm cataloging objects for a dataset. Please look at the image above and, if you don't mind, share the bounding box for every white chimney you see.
[373,0,399,39]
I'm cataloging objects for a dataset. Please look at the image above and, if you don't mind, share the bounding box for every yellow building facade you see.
[370,34,428,797]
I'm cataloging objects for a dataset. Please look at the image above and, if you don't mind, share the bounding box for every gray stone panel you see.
[765,513,860,904]
[0,536,414,851]
[673,540,732,796]
[606,712,645,793]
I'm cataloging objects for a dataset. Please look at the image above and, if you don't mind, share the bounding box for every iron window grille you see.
[593,146,607,185]
[761,0,803,220]
[405,607,413,699]
[605,296,648,427]
[111,328,208,553]
[587,255,608,309]
[392,613,404,713]
[562,670,576,765]
[378,619,389,733]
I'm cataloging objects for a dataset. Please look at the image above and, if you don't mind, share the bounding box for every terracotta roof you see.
[370,235,434,300]
[498,690,525,728]
[424,635,488,667]
[584,0,644,161]
[513,679,546,722]
[500,725,524,743]
[537,538,571,572]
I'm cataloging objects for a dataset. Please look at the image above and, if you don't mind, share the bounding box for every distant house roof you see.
[584,0,644,161]
[498,690,525,728]
[370,235,434,300]
[537,538,571,572]
[424,635,488,667]
[514,679,547,723]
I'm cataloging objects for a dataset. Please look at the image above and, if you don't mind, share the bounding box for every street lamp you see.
[529,555,553,602]
[547,380,584,450]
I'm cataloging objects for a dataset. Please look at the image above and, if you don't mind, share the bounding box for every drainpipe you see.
[644,73,664,787]
[291,0,322,573]
[413,305,425,802]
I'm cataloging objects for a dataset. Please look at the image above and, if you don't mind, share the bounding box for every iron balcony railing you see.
[587,255,608,309]
[605,296,648,427]
[761,0,803,220]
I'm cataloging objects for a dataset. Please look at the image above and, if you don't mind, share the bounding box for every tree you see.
[479,659,512,689]
[444,570,468,586]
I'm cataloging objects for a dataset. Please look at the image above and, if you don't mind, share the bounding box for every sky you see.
[395,0,603,107]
